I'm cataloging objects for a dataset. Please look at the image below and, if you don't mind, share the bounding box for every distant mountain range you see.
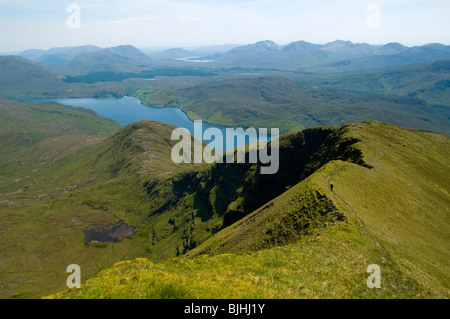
[3,40,449,134]
[16,40,450,75]
[21,45,102,64]
[210,40,450,71]
[1,51,449,134]
[19,45,152,76]
[145,39,449,72]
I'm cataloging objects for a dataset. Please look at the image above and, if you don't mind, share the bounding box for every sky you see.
[0,0,449,52]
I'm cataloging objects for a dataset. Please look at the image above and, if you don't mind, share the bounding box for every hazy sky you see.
[0,0,449,51]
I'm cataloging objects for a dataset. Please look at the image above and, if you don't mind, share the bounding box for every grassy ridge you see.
[0,99,120,183]
[50,121,450,299]
[0,56,68,98]
[327,122,450,297]
[47,222,425,299]
[0,100,126,297]
[0,100,216,297]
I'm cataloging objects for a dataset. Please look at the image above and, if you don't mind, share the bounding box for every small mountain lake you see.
[83,222,136,243]
[19,96,272,152]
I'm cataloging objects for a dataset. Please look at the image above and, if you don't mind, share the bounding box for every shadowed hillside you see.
[0,56,68,98]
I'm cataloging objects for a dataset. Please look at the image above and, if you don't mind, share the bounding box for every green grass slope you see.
[0,100,125,297]
[0,56,68,98]
[0,100,205,297]
[189,122,450,298]
[0,55,140,99]
[0,110,205,297]
[0,99,120,182]
[47,224,423,299]
[50,121,450,299]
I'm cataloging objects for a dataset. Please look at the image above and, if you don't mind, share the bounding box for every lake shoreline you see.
[9,96,272,152]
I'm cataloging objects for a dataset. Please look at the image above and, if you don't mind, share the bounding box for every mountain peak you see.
[224,40,280,58]
[282,40,322,51]
[422,43,450,52]
[163,47,191,54]
[384,42,406,49]
[36,45,102,64]
[324,40,355,47]
[104,45,149,56]
[254,40,279,48]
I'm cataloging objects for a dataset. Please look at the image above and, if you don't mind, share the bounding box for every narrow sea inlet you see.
[19,96,272,153]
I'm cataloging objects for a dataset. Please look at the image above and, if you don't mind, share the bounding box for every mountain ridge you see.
[1,38,450,300]
[214,40,450,71]
[45,120,450,299]
[0,56,68,98]
[1,98,448,298]
[19,45,152,76]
